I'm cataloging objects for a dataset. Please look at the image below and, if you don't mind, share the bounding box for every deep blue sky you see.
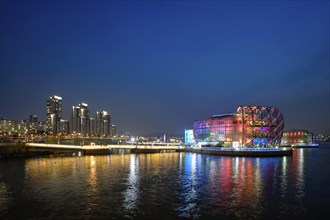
[0,1,329,135]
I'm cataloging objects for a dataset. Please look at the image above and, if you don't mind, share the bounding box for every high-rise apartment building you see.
[70,106,80,133]
[110,124,117,137]
[0,118,15,134]
[29,115,39,134]
[96,111,111,136]
[46,95,62,133]
[89,117,96,135]
[59,119,70,134]
[29,115,38,123]
[70,103,90,135]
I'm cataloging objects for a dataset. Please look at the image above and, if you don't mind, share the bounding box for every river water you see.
[1,144,329,219]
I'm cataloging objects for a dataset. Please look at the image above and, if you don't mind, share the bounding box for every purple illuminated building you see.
[193,105,284,148]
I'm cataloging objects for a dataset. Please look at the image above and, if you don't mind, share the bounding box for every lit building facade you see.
[46,95,62,133]
[0,118,15,134]
[110,124,117,137]
[70,106,80,133]
[0,118,29,135]
[96,111,111,136]
[59,119,70,134]
[185,129,195,144]
[29,115,40,134]
[70,103,90,135]
[29,115,38,123]
[193,105,284,148]
[89,118,96,135]
[281,129,313,146]
[1,95,115,137]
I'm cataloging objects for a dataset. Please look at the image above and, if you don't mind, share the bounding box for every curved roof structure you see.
[193,105,285,147]
[236,105,284,147]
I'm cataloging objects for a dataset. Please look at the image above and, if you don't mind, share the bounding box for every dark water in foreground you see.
[1,144,330,220]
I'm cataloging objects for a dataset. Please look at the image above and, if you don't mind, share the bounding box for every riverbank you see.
[0,143,52,159]
[1,143,293,158]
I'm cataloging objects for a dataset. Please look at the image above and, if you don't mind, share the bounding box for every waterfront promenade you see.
[26,142,182,151]
[27,143,292,156]
[1,142,293,157]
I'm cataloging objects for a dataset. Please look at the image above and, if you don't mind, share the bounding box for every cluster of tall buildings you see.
[46,95,115,136]
[0,95,116,137]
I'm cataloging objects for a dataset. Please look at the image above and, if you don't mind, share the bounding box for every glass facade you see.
[185,129,194,144]
[237,105,284,147]
[193,114,241,147]
[193,106,284,148]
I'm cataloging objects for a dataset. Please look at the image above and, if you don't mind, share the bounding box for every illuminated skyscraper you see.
[29,115,39,134]
[59,119,69,134]
[96,111,111,136]
[70,103,90,135]
[79,103,90,135]
[46,95,62,133]
[89,117,96,135]
[110,124,117,137]
[29,115,38,123]
[70,106,80,133]
[95,111,101,135]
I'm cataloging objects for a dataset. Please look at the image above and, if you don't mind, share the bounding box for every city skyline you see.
[0,94,115,137]
[1,1,329,135]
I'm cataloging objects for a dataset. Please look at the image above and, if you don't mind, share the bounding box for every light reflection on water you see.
[295,149,305,200]
[84,156,99,216]
[176,152,200,219]
[123,154,139,218]
[0,182,12,216]
[0,144,330,219]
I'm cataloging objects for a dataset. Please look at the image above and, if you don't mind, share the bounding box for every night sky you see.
[0,1,329,136]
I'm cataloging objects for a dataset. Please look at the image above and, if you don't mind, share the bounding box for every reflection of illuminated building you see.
[207,155,263,218]
[291,149,305,206]
[87,156,98,193]
[178,153,200,218]
[123,154,139,215]
[281,129,316,147]
[193,105,284,147]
